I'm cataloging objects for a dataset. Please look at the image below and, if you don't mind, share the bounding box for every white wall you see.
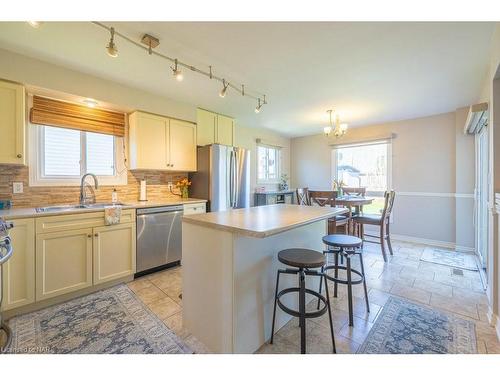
[291,111,475,249]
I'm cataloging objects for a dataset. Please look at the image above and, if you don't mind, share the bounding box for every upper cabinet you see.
[128,111,197,171]
[0,80,25,165]
[197,108,234,146]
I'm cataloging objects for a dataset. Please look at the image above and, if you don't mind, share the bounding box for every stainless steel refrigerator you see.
[189,144,250,212]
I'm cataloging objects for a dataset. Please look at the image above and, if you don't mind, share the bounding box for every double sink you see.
[35,202,128,213]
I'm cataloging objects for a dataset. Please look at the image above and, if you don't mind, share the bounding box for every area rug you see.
[357,297,477,354]
[420,248,478,271]
[5,284,192,354]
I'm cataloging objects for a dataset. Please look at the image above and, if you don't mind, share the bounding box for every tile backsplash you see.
[0,165,187,208]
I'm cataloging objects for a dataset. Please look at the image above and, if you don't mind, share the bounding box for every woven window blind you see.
[30,95,126,137]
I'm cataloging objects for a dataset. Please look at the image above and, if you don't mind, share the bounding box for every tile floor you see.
[127,240,500,354]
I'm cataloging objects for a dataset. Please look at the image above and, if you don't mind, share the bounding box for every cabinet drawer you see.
[183,203,206,215]
[36,209,135,234]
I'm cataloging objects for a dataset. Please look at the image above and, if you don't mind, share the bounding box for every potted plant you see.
[332,179,346,196]
[279,173,289,191]
[176,178,192,199]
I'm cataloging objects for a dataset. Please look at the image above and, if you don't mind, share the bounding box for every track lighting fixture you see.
[27,21,42,28]
[106,27,118,58]
[92,22,267,113]
[255,99,263,113]
[171,59,183,81]
[219,79,229,98]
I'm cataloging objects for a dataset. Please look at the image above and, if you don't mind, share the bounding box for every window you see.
[332,141,391,215]
[30,125,127,186]
[257,144,281,183]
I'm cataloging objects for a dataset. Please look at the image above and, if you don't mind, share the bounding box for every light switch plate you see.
[13,182,23,194]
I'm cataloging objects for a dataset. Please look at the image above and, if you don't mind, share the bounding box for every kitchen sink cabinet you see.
[93,223,136,285]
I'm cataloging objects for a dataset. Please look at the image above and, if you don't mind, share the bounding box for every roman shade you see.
[30,95,126,137]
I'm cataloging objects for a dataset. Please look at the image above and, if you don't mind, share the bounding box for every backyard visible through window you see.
[335,142,389,214]
[257,144,280,182]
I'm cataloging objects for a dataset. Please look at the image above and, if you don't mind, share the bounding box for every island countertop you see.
[182,204,348,238]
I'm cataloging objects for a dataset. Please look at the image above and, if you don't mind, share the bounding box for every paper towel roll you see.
[139,180,147,201]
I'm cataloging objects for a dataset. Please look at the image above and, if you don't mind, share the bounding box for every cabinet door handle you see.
[16,154,22,158]
[94,233,99,237]
[87,234,92,238]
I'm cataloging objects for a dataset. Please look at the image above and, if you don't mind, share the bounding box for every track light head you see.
[171,59,183,81]
[219,79,229,98]
[106,27,118,58]
[255,98,263,114]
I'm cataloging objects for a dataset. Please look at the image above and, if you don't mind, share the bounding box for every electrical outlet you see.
[167,181,173,189]
[13,182,23,194]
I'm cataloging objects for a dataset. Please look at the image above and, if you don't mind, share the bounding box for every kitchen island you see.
[182,204,348,353]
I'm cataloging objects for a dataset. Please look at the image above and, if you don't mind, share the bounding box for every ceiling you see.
[0,22,495,137]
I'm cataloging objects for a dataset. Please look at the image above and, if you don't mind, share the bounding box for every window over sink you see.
[29,125,127,186]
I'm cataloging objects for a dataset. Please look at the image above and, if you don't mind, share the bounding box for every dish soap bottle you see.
[111,188,118,204]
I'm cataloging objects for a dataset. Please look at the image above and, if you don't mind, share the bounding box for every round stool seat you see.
[322,234,362,248]
[278,248,325,269]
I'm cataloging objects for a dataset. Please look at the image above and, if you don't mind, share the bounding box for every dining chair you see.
[342,187,366,197]
[309,190,349,234]
[296,188,311,206]
[353,190,396,262]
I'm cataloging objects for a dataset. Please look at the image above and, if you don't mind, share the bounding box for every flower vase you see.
[181,186,189,199]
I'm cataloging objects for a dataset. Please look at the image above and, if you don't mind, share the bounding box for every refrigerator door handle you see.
[233,150,240,208]
[229,149,235,208]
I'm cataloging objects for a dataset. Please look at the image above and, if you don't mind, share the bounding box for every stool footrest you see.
[276,287,328,319]
[323,265,364,285]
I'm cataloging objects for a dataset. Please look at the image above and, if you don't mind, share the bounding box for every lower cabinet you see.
[93,223,136,285]
[1,218,35,311]
[36,228,93,301]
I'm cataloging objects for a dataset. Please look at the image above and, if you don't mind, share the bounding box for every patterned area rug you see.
[420,248,478,271]
[357,297,477,354]
[5,284,192,354]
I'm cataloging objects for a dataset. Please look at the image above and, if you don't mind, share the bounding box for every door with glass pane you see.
[475,127,489,271]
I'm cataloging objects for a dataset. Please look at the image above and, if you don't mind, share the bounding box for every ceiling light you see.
[83,99,98,108]
[219,79,229,98]
[255,98,263,113]
[106,27,118,58]
[27,21,42,28]
[171,59,183,81]
[324,109,348,138]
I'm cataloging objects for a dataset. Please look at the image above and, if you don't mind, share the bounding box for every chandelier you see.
[323,109,348,137]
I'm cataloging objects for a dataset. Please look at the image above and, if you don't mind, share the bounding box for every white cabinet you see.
[129,111,197,171]
[0,80,25,165]
[1,218,35,311]
[93,223,136,285]
[184,202,207,216]
[36,228,93,301]
[196,108,234,146]
[169,119,197,172]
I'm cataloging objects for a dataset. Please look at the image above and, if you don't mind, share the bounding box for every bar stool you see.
[270,248,336,354]
[317,234,369,327]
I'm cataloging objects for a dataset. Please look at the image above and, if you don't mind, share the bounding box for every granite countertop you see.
[0,198,207,220]
[182,204,348,238]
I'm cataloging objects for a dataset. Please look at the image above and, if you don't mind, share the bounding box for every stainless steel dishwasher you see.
[136,205,183,276]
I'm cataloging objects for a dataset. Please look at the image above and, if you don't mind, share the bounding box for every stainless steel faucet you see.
[79,173,99,206]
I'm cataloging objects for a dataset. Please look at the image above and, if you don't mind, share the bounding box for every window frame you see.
[331,140,393,195]
[29,124,127,186]
[256,143,282,184]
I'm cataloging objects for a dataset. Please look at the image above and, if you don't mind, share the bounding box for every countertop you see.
[0,198,207,220]
[182,204,348,238]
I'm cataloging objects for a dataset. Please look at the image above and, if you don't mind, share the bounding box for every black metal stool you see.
[270,248,336,354]
[317,234,369,327]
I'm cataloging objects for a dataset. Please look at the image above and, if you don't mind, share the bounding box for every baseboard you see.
[487,307,500,342]
[364,231,475,253]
